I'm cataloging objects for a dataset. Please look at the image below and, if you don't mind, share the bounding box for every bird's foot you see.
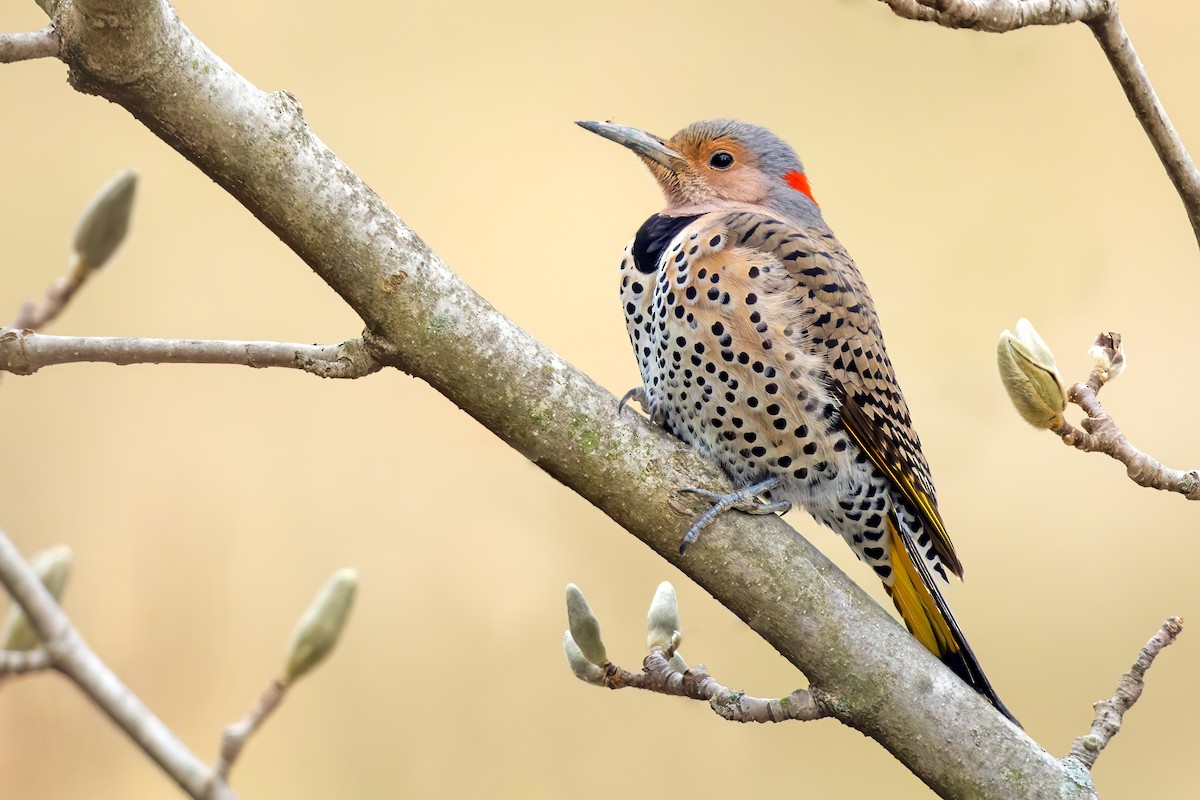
[677,476,789,554]
[618,386,664,425]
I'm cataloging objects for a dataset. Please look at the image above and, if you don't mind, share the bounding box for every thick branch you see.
[0,26,59,64]
[0,529,232,799]
[1065,617,1184,770]
[0,330,380,379]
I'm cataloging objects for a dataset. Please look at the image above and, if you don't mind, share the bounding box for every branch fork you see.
[1051,333,1200,500]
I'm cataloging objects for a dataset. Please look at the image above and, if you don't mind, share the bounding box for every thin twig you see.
[602,648,827,723]
[9,264,88,331]
[0,26,59,64]
[1087,10,1200,248]
[1065,617,1184,770]
[215,676,290,780]
[881,1,1200,251]
[0,330,382,379]
[10,168,139,331]
[0,647,52,676]
[1052,333,1200,500]
[881,0,1109,31]
[0,529,233,799]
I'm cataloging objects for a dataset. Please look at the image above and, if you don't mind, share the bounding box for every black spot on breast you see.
[632,214,703,274]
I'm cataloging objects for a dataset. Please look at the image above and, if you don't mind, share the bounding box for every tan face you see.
[661,134,772,206]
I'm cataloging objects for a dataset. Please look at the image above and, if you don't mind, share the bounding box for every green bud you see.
[284,568,357,682]
[997,318,1068,429]
[565,584,607,666]
[563,632,606,685]
[71,170,138,275]
[645,581,680,651]
[2,545,72,651]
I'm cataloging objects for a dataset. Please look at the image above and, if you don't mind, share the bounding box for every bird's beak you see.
[576,121,683,170]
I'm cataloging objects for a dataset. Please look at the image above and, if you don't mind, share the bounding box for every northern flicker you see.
[579,118,1018,725]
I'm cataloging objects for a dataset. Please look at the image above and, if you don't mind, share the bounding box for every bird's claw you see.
[618,386,664,425]
[677,476,789,554]
[618,386,647,414]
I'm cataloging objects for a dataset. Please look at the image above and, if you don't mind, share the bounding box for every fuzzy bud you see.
[645,581,681,652]
[284,568,357,682]
[563,631,606,685]
[71,170,138,276]
[2,545,72,651]
[565,584,607,667]
[997,318,1068,429]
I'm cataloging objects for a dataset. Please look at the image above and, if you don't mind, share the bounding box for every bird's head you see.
[578,118,822,225]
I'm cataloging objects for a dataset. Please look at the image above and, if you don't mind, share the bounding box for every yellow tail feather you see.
[882,515,1021,725]
[885,516,957,659]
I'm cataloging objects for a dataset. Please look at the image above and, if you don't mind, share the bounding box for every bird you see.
[578,118,1018,725]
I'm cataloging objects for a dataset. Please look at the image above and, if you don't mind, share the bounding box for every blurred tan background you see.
[1,1,1197,797]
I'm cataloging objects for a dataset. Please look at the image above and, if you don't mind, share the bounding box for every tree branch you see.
[1065,617,1184,770]
[0,529,234,800]
[881,0,1200,249]
[0,330,381,379]
[0,26,59,64]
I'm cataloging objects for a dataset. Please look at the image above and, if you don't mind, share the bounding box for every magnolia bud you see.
[283,568,357,682]
[645,581,680,652]
[71,170,138,275]
[563,631,606,685]
[997,318,1067,429]
[565,584,607,667]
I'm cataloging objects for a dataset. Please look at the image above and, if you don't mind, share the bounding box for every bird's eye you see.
[709,151,734,170]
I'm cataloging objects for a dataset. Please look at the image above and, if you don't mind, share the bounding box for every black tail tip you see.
[941,651,1021,728]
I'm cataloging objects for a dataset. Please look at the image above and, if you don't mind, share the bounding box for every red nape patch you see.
[785,170,817,205]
